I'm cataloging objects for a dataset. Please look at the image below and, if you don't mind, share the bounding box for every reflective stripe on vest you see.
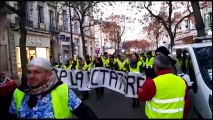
[14,84,72,118]
[146,102,184,113]
[145,73,186,118]
[152,97,184,103]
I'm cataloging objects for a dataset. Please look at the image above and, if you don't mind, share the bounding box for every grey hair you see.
[154,55,171,70]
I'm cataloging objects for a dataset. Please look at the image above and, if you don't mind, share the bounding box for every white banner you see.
[52,67,146,98]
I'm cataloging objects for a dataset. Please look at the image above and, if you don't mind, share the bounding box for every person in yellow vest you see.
[145,51,155,68]
[85,55,93,71]
[127,53,144,108]
[115,54,129,72]
[53,62,60,68]
[175,53,183,73]
[63,60,72,70]
[101,52,110,68]
[75,58,90,101]
[93,57,105,100]
[8,57,97,119]
[139,53,146,68]
[138,55,190,119]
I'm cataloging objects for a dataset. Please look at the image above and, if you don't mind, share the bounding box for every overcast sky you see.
[95,2,145,41]
[94,2,162,41]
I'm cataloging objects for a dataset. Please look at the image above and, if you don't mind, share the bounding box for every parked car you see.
[172,35,212,119]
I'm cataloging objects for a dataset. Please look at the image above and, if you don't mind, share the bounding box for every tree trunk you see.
[69,3,74,58]
[191,1,206,37]
[80,22,86,59]
[169,33,175,52]
[117,35,120,55]
[18,1,28,87]
[156,39,158,48]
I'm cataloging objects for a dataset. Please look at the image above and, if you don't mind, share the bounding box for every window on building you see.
[73,12,78,33]
[74,38,79,46]
[65,36,70,42]
[62,10,68,30]
[185,20,189,28]
[38,5,44,23]
[74,21,78,33]
[49,10,54,25]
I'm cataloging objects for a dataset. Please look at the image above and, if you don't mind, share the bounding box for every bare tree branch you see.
[143,3,170,33]
[1,1,20,14]
[168,1,172,30]
[173,12,193,38]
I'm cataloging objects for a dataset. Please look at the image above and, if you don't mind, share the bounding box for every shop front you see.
[14,32,50,76]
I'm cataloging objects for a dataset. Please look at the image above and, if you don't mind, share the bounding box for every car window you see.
[194,46,212,90]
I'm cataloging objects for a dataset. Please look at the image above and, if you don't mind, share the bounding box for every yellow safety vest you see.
[101,56,110,68]
[55,65,59,68]
[63,65,72,70]
[145,73,186,119]
[129,61,141,72]
[117,59,128,71]
[13,84,72,119]
[113,58,117,65]
[176,58,183,68]
[145,57,155,68]
[76,62,88,71]
[87,63,93,71]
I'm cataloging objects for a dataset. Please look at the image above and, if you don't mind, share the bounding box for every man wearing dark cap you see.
[155,46,177,74]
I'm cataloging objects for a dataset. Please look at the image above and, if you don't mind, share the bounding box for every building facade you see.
[94,20,118,56]
[0,1,96,78]
[175,2,212,44]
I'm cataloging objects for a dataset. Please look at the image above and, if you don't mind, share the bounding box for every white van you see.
[172,35,212,119]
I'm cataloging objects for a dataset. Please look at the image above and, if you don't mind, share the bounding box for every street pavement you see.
[4,79,200,119]
[72,88,146,119]
[72,88,200,119]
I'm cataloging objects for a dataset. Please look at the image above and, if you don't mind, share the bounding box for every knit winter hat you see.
[27,57,52,70]
[155,46,170,56]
